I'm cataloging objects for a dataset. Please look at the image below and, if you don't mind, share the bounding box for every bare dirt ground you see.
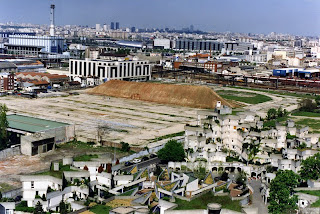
[0,90,200,190]
[0,90,198,146]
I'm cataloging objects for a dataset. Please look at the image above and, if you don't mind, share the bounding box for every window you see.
[31,181,34,188]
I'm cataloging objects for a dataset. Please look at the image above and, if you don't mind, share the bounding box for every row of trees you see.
[269,153,320,213]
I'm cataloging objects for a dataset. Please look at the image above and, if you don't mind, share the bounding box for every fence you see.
[0,146,21,161]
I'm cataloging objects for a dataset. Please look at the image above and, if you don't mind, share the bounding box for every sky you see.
[0,0,320,36]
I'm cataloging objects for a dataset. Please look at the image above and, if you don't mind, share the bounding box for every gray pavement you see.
[249,180,269,214]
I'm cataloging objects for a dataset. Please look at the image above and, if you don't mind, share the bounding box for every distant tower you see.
[50,4,55,37]
[116,22,119,30]
[111,22,115,30]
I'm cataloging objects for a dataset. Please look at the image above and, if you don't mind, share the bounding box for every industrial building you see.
[273,68,320,79]
[69,59,152,83]
[5,35,64,55]
[7,114,75,156]
[175,39,223,51]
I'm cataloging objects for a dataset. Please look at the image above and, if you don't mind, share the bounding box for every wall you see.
[0,146,21,161]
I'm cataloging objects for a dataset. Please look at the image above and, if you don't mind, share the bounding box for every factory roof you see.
[7,114,69,133]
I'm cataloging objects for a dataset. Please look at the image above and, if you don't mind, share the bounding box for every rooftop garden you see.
[298,190,320,207]
[174,191,242,212]
[35,163,77,179]
[89,204,112,214]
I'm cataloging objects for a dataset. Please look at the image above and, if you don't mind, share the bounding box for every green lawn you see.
[56,141,135,155]
[174,191,242,212]
[298,190,320,207]
[295,119,320,133]
[74,154,99,161]
[228,86,316,99]
[292,111,320,117]
[217,90,272,104]
[89,204,112,214]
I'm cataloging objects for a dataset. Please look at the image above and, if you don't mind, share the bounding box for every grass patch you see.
[89,204,112,214]
[295,119,320,133]
[292,111,320,117]
[35,163,77,179]
[228,86,315,99]
[119,188,136,196]
[152,131,185,142]
[298,190,320,207]
[217,90,272,104]
[174,191,241,212]
[74,154,99,161]
[57,141,136,155]
[0,183,15,193]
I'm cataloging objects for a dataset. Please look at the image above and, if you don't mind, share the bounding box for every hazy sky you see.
[1,0,320,36]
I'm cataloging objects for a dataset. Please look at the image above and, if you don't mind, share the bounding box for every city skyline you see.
[0,0,320,36]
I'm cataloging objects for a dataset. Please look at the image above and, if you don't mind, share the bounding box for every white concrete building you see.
[69,59,152,83]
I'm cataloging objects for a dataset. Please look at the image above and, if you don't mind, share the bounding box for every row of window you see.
[70,61,150,79]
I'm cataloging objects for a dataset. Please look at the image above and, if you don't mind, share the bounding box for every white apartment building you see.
[20,175,63,207]
[69,59,152,83]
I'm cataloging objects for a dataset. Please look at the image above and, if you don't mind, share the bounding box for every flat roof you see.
[7,114,69,133]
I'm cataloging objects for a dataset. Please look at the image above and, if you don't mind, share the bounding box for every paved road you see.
[249,180,269,214]
[120,157,160,172]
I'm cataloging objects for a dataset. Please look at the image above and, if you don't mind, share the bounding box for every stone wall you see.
[0,146,21,161]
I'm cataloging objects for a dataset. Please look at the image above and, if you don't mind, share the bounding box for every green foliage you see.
[299,153,320,180]
[174,191,242,212]
[89,204,112,214]
[299,99,317,112]
[0,104,8,150]
[34,201,44,214]
[267,108,277,120]
[74,154,99,161]
[16,201,35,213]
[297,142,307,150]
[120,142,130,152]
[268,170,300,214]
[59,201,68,214]
[286,134,296,140]
[157,140,185,162]
[220,171,229,181]
[236,171,247,187]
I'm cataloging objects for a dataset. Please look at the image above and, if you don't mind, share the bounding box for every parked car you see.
[124,161,133,166]
[150,154,157,158]
[141,156,149,161]
[132,158,141,163]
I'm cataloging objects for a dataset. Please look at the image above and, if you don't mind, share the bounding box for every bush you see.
[157,140,185,162]
[120,142,130,152]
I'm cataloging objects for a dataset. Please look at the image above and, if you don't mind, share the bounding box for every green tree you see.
[33,201,44,214]
[236,171,247,187]
[59,201,68,214]
[268,170,299,214]
[0,104,8,150]
[157,139,185,162]
[299,99,317,112]
[120,142,130,152]
[315,96,320,105]
[267,108,277,120]
[299,153,320,181]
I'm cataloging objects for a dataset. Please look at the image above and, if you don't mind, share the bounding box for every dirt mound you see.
[87,80,233,109]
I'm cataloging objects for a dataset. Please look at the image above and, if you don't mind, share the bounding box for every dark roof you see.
[0,61,17,69]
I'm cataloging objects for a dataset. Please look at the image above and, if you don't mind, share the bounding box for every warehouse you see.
[7,114,75,156]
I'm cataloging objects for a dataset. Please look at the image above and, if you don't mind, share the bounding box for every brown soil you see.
[87,80,233,109]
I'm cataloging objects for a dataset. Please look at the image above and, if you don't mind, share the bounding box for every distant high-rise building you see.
[190,25,194,32]
[294,39,302,47]
[131,27,136,32]
[116,22,120,30]
[103,24,107,31]
[111,22,115,30]
[50,4,55,37]
[96,24,101,31]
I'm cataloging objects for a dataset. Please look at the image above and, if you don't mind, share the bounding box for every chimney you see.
[50,4,55,37]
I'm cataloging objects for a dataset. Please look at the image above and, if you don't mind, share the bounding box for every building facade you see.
[175,39,223,51]
[5,35,64,55]
[69,59,152,83]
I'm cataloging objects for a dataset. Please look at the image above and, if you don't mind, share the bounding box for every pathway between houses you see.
[249,180,269,214]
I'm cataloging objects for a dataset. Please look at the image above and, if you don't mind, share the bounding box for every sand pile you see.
[87,80,233,109]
